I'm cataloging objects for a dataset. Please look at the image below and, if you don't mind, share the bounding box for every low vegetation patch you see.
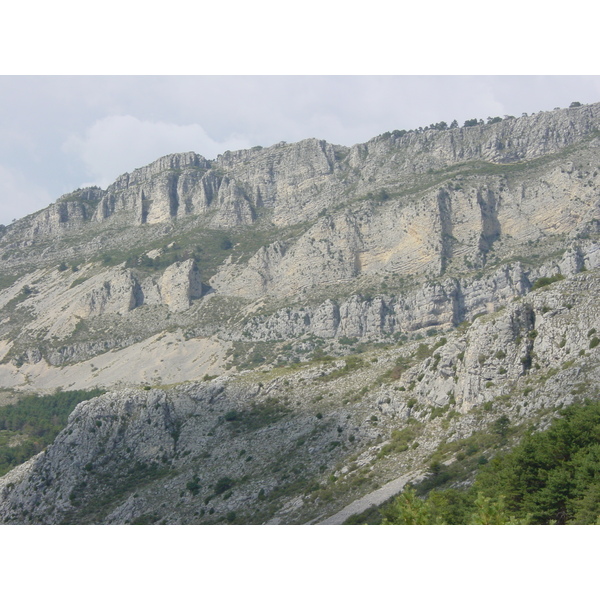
[319,356,365,382]
[377,421,424,458]
[224,397,292,433]
[531,273,565,291]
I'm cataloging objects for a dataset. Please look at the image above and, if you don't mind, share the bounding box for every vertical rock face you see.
[159,259,203,312]
[95,153,211,225]
[18,188,104,239]
[211,212,364,298]
[214,139,339,226]
[311,299,340,338]
[208,177,255,227]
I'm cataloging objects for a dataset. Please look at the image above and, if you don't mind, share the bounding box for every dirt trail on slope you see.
[317,470,424,525]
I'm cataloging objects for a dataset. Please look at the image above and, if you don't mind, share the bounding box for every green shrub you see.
[131,514,160,525]
[433,337,447,349]
[224,397,290,432]
[531,274,565,290]
[186,477,201,496]
[224,410,238,422]
[415,344,432,360]
[214,477,234,495]
[319,355,366,382]
[476,400,600,523]
[491,415,510,438]
[377,422,424,459]
[70,277,88,288]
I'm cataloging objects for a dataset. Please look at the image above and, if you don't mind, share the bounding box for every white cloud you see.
[0,164,53,226]
[62,115,251,189]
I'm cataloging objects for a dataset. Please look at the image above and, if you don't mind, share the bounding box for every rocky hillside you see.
[2,269,600,524]
[1,102,600,524]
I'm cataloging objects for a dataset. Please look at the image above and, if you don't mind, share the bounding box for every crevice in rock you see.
[168,173,179,218]
[477,188,501,259]
[437,188,454,275]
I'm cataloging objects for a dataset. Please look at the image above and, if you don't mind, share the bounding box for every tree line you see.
[380,399,600,525]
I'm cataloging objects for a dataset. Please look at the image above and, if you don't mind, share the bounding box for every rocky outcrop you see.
[3,102,600,383]
[19,188,104,238]
[6,103,600,525]
[0,257,205,355]
[346,103,600,182]
[231,237,600,344]
[158,259,203,312]
[210,168,600,299]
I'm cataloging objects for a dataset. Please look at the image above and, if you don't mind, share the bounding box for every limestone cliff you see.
[4,103,600,245]
[2,103,600,383]
[2,102,600,524]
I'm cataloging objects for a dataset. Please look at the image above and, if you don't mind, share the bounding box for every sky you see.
[1,75,600,226]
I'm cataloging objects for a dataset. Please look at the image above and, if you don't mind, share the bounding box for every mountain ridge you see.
[4,101,600,240]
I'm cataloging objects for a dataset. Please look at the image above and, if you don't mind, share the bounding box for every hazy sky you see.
[1,75,600,226]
